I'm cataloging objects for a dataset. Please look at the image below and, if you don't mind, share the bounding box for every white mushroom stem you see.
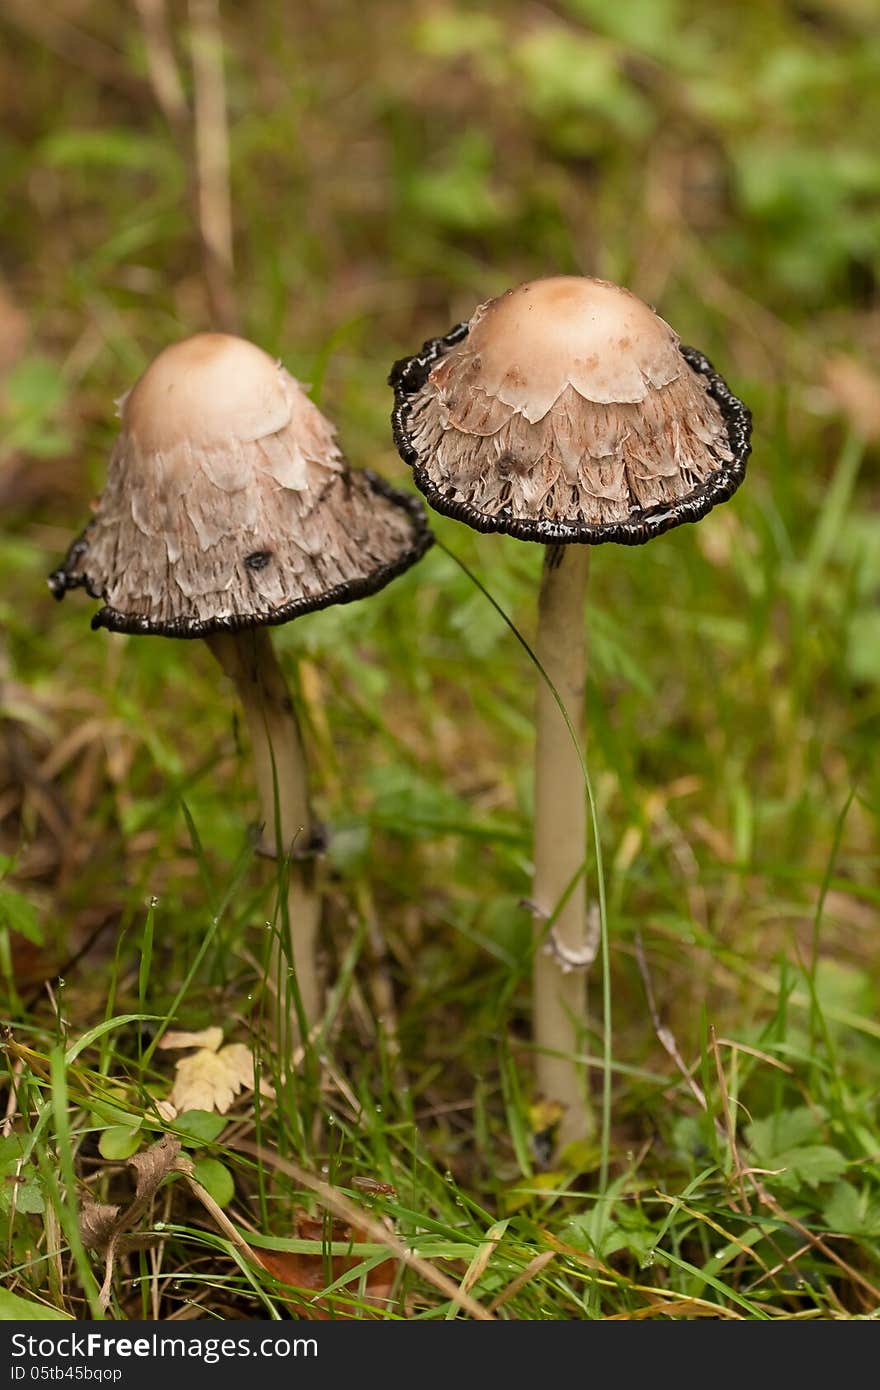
[206,627,322,1039]
[532,545,594,1145]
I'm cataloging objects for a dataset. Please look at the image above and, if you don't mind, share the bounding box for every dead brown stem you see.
[188,0,237,332]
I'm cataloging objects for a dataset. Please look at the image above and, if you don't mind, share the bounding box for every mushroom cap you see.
[389,276,751,546]
[453,277,682,421]
[121,333,292,451]
[50,333,432,636]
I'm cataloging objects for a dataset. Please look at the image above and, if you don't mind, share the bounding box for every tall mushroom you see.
[390,276,751,1145]
[50,332,432,1043]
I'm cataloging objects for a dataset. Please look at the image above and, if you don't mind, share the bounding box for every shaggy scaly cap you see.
[51,333,432,635]
[390,276,750,545]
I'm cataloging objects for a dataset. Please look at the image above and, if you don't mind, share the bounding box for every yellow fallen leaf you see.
[169,1043,256,1115]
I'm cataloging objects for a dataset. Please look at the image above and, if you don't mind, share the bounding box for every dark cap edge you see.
[389,328,752,547]
[47,470,434,639]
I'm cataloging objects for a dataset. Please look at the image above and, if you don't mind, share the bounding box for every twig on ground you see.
[633,930,710,1114]
[710,1025,752,1215]
[132,0,189,138]
[131,0,237,330]
[488,1251,555,1313]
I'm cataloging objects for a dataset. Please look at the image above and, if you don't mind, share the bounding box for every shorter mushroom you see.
[51,332,432,1045]
[391,276,751,1145]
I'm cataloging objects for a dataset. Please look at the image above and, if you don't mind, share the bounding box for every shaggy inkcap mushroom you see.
[390,276,751,1147]
[51,333,431,633]
[51,332,432,1042]
[390,275,749,543]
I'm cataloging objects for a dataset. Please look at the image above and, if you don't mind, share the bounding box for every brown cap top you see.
[121,333,292,451]
[443,277,682,421]
[390,276,751,546]
[50,333,432,636]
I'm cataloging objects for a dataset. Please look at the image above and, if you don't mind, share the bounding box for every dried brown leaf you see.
[79,1200,121,1252]
[78,1135,185,1312]
[253,1210,396,1320]
[127,1135,182,1202]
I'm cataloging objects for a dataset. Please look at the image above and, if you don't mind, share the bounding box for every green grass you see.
[1,0,879,1320]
